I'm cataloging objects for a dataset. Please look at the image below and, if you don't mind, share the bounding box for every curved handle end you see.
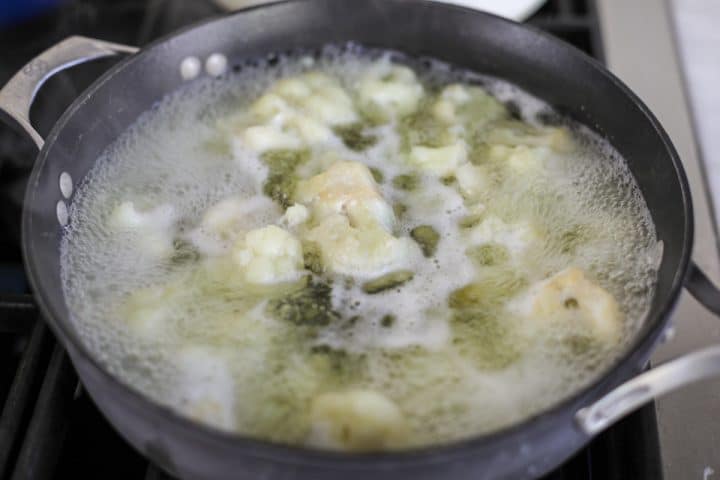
[0,36,138,150]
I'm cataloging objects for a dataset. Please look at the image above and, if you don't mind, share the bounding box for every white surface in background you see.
[431,0,546,20]
[214,0,546,21]
[671,0,720,225]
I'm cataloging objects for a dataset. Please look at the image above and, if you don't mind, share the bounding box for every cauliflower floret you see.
[232,225,304,285]
[468,216,538,257]
[455,163,490,200]
[122,283,178,339]
[235,72,357,154]
[304,214,419,278]
[239,124,303,153]
[407,141,468,177]
[173,346,236,431]
[295,161,395,230]
[109,201,176,257]
[282,203,310,227]
[511,267,623,343]
[188,196,281,256]
[358,61,424,121]
[432,84,507,127]
[307,390,407,451]
[238,113,335,154]
[506,145,552,174]
[271,72,357,126]
[487,121,573,152]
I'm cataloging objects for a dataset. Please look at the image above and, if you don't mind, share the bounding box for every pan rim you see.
[21,0,693,468]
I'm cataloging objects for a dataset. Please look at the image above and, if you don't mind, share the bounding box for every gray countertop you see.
[598,0,720,478]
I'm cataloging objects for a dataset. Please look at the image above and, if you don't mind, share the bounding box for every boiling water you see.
[60,45,660,449]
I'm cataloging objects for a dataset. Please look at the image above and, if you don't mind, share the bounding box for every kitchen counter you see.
[598,0,720,478]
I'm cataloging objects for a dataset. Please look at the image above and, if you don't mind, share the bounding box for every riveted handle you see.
[0,36,138,150]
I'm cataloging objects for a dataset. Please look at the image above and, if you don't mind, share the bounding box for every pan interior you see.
[57,44,661,452]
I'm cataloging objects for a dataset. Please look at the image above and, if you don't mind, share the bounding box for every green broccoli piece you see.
[301,241,324,275]
[334,123,377,151]
[261,150,308,207]
[448,272,527,310]
[369,167,385,184]
[362,270,414,294]
[410,225,440,257]
[466,243,509,267]
[266,280,339,326]
[392,173,420,191]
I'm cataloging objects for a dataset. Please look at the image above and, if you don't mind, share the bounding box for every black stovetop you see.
[0,1,662,479]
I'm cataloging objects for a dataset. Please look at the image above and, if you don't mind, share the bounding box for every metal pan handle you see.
[576,261,720,435]
[0,36,138,150]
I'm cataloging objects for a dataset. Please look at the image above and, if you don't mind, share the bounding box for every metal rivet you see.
[56,200,68,226]
[59,172,73,199]
[180,56,201,80]
[205,53,227,77]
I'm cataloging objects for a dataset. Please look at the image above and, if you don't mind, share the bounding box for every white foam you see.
[60,44,660,449]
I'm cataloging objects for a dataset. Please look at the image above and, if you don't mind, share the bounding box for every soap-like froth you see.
[60,44,660,449]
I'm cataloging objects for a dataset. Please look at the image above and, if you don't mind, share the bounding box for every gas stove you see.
[0,1,706,478]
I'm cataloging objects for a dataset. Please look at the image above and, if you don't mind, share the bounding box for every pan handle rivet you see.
[180,56,201,80]
[56,200,69,227]
[59,172,73,198]
[206,53,227,77]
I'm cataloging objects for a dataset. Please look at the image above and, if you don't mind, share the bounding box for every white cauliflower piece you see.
[239,124,304,153]
[487,122,573,152]
[173,346,236,431]
[235,72,356,154]
[188,196,281,256]
[468,216,538,257]
[303,213,419,278]
[358,61,424,121]
[232,225,304,285]
[307,390,407,451]
[282,203,310,227]
[271,72,357,126]
[506,145,552,174]
[407,141,467,177]
[109,201,176,257]
[122,283,177,339]
[456,163,490,200]
[432,84,507,127]
[511,267,623,343]
[295,161,395,230]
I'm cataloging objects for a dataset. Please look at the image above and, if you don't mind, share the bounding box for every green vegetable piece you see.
[362,270,414,294]
[392,173,420,191]
[440,175,456,186]
[410,225,440,257]
[401,110,453,148]
[458,214,484,229]
[266,280,339,326]
[450,310,520,370]
[393,203,408,218]
[309,345,366,386]
[369,167,385,183]
[467,243,509,267]
[334,123,378,151]
[564,297,579,309]
[261,150,308,207]
[170,238,200,265]
[448,273,527,310]
[380,314,396,328]
[302,241,324,275]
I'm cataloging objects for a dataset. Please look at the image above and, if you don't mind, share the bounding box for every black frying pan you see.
[2,1,720,479]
